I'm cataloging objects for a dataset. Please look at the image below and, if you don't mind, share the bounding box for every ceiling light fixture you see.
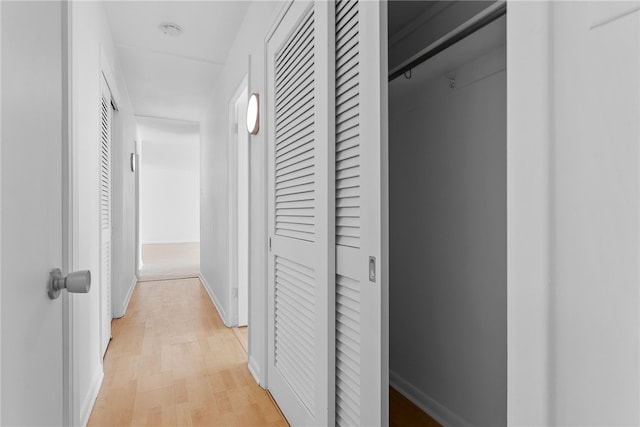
[159,22,183,37]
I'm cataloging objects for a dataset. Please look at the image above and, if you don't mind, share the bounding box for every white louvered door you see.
[100,75,113,358]
[266,1,334,425]
[334,1,388,425]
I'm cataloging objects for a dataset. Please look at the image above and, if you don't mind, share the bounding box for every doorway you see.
[136,117,201,282]
[229,77,249,333]
[387,2,507,426]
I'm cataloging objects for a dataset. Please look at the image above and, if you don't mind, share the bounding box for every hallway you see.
[138,243,200,282]
[87,278,286,426]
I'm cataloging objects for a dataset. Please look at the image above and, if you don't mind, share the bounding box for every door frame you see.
[228,75,249,327]
[62,1,73,424]
[98,49,120,362]
[0,1,3,421]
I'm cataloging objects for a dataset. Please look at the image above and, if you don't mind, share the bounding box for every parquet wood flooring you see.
[87,278,287,427]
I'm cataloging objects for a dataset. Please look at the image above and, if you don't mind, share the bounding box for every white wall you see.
[200,0,282,384]
[140,135,200,245]
[71,2,138,424]
[389,22,506,427]
[550,2,639,424]
[508,2,640,425]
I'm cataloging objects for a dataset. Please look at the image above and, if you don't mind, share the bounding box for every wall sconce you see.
[246,93,260,135]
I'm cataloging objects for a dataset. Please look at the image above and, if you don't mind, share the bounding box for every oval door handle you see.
[48,268,91,299]
[369,256,376,283]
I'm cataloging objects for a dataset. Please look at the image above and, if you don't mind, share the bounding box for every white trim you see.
[80,367,104,427]
[246,51,270,389]
[61,2,75,425]
[0,0,3,421]
[140,240,200,245]
[506,3,553,424]
[228,75,248,328]
[389,370,473,427]
[248,355,263,388]
[135,141,141,275]
[199,274,230,327]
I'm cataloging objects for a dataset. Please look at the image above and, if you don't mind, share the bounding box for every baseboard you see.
[114,276,137,318]
[248,355,264,388]
[80,367,104,427]
[389,370,473,427]
[198,274,230,327]
[141,240,200,245]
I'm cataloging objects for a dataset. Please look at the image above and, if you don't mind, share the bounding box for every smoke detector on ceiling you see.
[159,22,183,37]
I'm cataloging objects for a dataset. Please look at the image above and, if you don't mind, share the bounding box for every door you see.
[266,1,334,425]
[100,75,113,357]
[1,1,66,424]
[236,87,249,327]
[333,1,388,425]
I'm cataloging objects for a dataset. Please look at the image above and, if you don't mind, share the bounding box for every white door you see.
[266,1,334,425]
[236,87,249,327]
[333,1,388,425]
[100,75,113,357]
[1,1,66,424]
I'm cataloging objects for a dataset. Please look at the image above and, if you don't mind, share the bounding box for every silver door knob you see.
[48,268,91,299]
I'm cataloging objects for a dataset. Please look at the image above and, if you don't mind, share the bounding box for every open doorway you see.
[229,77,249,349]
[387,2,507,426]
[136,117,201,282]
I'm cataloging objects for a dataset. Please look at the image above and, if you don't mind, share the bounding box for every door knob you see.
[48,268,91,299]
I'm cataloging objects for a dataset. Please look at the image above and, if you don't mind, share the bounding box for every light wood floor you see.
[390,387,442,427]
[232,327,248,354]
[88,277,287,427]
[138,243,200,282]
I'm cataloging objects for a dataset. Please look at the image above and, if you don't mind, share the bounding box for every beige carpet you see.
[138,242,200,282]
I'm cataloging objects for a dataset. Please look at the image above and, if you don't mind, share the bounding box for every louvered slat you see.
[335,273,361,426]
[274,9,316,243]
[100,89,113,358]
[335,2,362,425]
[274,256,316,416]
[336,0,360,250]
[100,95,111,230]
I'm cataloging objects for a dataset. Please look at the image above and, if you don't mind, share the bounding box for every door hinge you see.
[232,123,238,134]
[269,237,272,252]
[232,288,238,297]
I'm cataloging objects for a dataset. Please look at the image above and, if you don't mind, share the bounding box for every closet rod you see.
[388,1,506,82]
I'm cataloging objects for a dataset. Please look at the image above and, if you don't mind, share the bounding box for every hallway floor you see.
[87,278,287,426]
[138,243,200,282]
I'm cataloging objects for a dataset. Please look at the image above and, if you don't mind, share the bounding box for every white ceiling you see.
[103,1,250,123]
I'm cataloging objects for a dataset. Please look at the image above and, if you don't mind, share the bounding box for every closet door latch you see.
[369,256,376,283]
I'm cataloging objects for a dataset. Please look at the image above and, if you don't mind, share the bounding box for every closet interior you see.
[387,2,507,426]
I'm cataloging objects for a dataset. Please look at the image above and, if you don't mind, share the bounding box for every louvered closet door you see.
[334,1,388,425]
[266,1,334,425]
[100,75,113,358]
